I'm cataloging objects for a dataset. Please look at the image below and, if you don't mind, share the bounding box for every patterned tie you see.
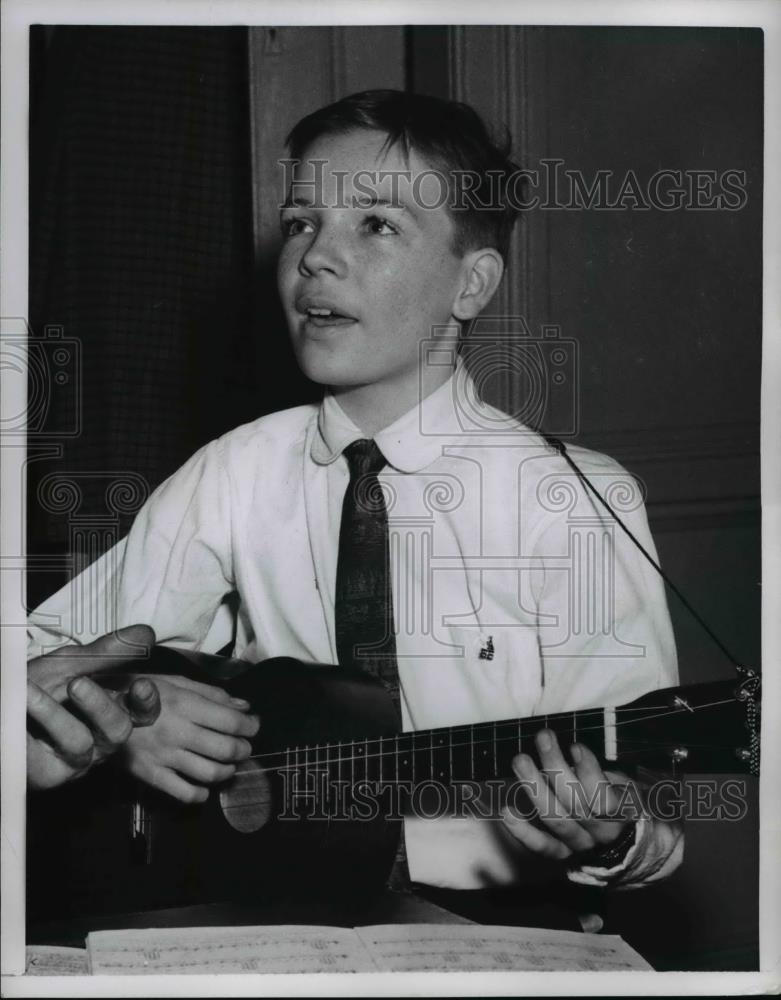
[334,438,399,708]
[334,439,410,889]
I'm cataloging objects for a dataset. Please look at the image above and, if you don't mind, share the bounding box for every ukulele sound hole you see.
[219,759,272,833]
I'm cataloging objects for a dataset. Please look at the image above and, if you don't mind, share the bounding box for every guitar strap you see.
[542,434,760,776]
[542,434,749,673]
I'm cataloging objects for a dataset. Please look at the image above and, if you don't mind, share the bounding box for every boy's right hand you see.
[122,675,260,803]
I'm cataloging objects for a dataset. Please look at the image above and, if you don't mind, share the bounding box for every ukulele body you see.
[27,652,401,924]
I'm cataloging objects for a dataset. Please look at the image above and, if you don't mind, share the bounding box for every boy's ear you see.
[452,248,505,321]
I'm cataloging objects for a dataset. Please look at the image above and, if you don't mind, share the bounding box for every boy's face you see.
[277,129,467,396]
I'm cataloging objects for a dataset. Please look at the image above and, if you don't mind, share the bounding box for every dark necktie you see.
[334,439,410,889]
[334,438,399,708]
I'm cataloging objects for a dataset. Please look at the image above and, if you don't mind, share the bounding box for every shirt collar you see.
[310,357,491,473]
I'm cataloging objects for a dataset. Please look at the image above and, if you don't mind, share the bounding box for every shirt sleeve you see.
[27,437,235,659]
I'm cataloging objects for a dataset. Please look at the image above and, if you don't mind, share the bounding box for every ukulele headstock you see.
[616,676,760,775]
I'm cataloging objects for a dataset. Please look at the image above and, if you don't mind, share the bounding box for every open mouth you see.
[298,301,358,328]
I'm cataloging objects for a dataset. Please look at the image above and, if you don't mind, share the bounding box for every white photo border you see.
[2,1,779,995]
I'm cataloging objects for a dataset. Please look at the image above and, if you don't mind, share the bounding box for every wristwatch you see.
[577,820,638,871]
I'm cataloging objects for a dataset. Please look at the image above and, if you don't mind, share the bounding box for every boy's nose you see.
[298,230,347,277]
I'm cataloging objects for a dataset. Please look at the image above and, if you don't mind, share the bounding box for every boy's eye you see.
[364,214,399,236]
[280,216,314,237]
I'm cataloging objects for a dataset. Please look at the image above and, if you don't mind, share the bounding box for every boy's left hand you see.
[121,674,260,803]
[501,728,634,862]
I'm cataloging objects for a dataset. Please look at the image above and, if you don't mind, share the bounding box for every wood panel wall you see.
[428,26,762,686]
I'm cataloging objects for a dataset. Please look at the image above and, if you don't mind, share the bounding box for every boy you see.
[28,90,682,897]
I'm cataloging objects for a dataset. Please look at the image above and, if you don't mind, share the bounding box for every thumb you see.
[52,624,157,678]
[125,677,162,727]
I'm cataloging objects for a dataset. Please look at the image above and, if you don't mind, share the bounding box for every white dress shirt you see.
[28,362,683,889]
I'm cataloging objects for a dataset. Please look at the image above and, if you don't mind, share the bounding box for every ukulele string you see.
[234,702,698,767]
[227,697,736,777]
[600,740,742,750]
[233,705,610,767]
[220,738,743,811]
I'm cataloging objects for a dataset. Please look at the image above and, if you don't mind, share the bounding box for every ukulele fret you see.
[604,707,617,761]
[303,745,310,816]
[314,744,319,812]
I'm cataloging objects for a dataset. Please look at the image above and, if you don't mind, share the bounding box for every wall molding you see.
[578,420,760,517]
[646,495,760,532]
[577,420,759,463]
[446,26,552,426]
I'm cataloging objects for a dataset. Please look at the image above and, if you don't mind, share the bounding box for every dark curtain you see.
[28,27,258,608]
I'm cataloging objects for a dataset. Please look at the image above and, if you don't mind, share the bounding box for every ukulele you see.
[26,645,760,924]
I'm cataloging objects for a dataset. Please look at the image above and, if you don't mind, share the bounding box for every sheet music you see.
[87,922,652,974]
[355,923,654,972]
[87,925,376,975]
[25,945,90,976]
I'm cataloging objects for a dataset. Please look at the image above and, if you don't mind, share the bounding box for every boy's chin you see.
[297,366,356,391]
[293,349,369,389]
